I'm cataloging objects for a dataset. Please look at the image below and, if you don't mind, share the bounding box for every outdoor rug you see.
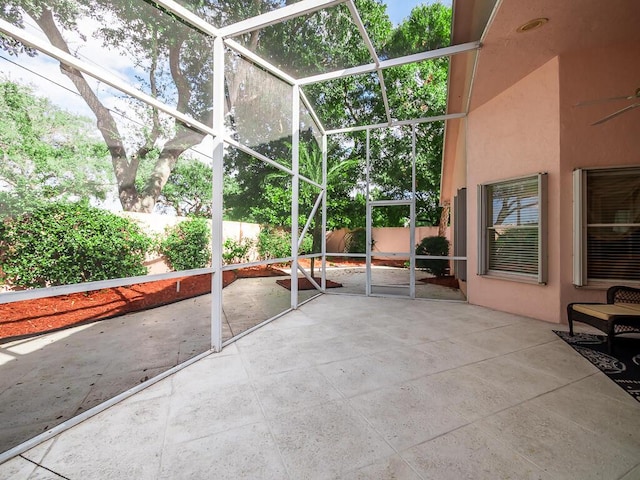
[554,330,640,403]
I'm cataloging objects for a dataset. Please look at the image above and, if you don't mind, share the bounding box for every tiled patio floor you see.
[1,294,639,479]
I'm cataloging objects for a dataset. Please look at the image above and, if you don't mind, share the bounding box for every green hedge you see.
[159,217,211,271]
[416,235,449,277]
[222,237,253,265]
[0,202,151,288]
[256,228,312,260]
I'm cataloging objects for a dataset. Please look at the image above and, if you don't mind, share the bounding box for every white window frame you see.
[573,166,640,287]
[478,173,548,284]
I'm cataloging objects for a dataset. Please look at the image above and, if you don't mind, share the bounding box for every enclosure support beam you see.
[321,134,328,291]
[291,85,301,309]
[218,0,345,38]
[365,130,372,296]
[0,19,216,139]
[300,89,327,135]
[152,0,220,37]
[466,0,502,113]
[345,0,392,124]
[211,36,225,353]
[325,113,466,135]
[225,39,297,86]
[409,125,417,299]
[298,193,324,251]
[224,136,321,190]
[298,42,480,86]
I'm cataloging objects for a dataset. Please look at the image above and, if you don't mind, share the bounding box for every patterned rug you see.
[554,331,640,403]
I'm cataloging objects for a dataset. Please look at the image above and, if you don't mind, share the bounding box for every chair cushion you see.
[572,303,640,321]
[615,303,640,313]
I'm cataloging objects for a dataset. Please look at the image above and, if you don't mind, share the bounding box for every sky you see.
[383,0,452,26]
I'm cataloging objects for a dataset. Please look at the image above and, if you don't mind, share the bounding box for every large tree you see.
[1,1,450,222]
[1,0,388,212]
[368,3,451,226]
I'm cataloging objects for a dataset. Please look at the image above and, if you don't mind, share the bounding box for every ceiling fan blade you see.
[591,103,640,126]
[576,94,636,107]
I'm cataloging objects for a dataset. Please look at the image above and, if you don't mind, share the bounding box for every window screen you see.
[478,174,547,283]
[574,167,640,285]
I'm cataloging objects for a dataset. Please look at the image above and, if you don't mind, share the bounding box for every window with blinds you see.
[573,167,640,285]
[478,174,547,283]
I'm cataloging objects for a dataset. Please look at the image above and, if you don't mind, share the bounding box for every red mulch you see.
[0,266,289,342]
[276,277,342,291]
[324,257,406,268]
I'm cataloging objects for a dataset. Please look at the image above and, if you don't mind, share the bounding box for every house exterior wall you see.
[558,44,640,310]
[441,118,473,296]
[465,57,562,322]
[450,41,640,324]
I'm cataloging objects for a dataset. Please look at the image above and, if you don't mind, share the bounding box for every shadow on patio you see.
[1,294,639,479]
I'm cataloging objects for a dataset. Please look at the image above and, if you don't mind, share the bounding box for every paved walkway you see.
[0,275,317,455]
[2,295,639,479]
[0,267,455,455]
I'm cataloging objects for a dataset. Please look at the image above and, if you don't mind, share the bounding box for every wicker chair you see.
[567,285,640,353]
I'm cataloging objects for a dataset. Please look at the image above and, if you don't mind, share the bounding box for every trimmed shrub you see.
[299,233,313,255]
[416,236,449,277]
[256,228,313,260]
[257,228,291,260]
[0,201,151,288]
[159,217,211,271]
[222,237,253,265]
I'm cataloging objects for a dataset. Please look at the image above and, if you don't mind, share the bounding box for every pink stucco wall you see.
[456,42,640,324]
[558,44,640,310]
[466,57,562,322]
[326,227,447,255]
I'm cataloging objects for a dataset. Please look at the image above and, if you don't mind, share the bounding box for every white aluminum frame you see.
[298,42,480,86]
[218,0,346,38]
[0,0,472,316]
[211,36,226,352]
[0,0,474,460]
[367,200,415,298]
[0,19,216,139]
[291,84,301,309]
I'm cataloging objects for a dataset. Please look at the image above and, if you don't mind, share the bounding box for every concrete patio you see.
[1,294,639,479]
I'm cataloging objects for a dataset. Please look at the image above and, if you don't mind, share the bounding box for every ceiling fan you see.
[575,87,640,126]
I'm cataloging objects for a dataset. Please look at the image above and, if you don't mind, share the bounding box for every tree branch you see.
[34,9,134,194]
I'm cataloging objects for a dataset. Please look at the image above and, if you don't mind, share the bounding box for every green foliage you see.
[159,218,211,271]
[3,1,451,221]
[0,201,151,288]
[222,237,253,265]
[300,234,314,255]
[0,80,113,214]
[158,158,213,217]
[416,235,449,277]
[256,228,291,260]
[256,228,312,260]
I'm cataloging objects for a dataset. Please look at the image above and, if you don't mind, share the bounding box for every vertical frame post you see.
[409,125,417,298]
[291,85,300,308]
[321,134,328,291]
[365,129,372,296]
[211,36,225,352]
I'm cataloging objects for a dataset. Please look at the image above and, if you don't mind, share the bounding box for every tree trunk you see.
[33,10,207,214]
[438,204,449,237]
